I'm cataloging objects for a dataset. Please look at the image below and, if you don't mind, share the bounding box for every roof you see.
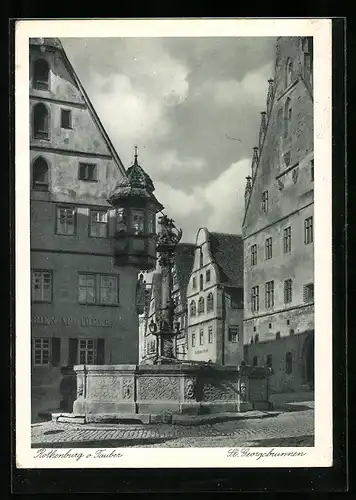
[108,158,163,210]
[209,232,243,287]
[174,243,197,305]
[30,37,127,178]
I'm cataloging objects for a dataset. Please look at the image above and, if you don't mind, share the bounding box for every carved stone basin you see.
[72,363,271,420]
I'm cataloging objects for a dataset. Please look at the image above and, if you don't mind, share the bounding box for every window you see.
[251,286,259,312]
[253,356,258,367]
[198,296,205,314]
[199,329,204,345]
[90,210,108,238]
[99,275,119,305]
[61,109,72,129]
[311,159,314,181]
[284,97,292,138]
[286,319,290,325]
[192,276,197,289]
[266,354,273,368]
[283,226,292,253]
[265,237,272,260]
[206,269,211,282]
[190,300,196,317]
[285,352,293,374]
[32,337,61,366]
[253,326,256,332]
[116,208,127,232]
[78,163,97,182]
[33,338,50,365]
[78,274,96,304]
[228,326,239,343]
[79,339,95,364]
[251,244,257,266]
[277,108,283,135]
[32,157,49,191]
[265,281,274,309]
[269,323,272,329]
[303,283,314,303]
[231,288,243,309]
[148,213,155,234]
[304,216,313,244]
[78,273,119,305]
[132,209,145,235]
[200,274,204,291]
[32,270,52,302]
[208,326,213,344]
[192,331,196,347]
[33,103,49,139]
[33,59,49,90]
[262,191,268,212]
[67,338,105,365]
[207,292,214,312]
[254,334,259,343]
[200,250,203,268]
[286,58,293,87]
[284,278,293,303]
[56,206,76,235]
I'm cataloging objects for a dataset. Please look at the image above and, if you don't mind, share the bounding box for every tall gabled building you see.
[29,38,144,419]
[242,37,314,394]
[186,229,244,365]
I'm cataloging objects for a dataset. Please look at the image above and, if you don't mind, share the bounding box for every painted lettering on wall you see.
[194,348,209,355]
[31,316,111,328]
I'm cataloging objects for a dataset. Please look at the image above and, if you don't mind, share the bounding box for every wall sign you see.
[194,348,209,355]
[32,316,111,328]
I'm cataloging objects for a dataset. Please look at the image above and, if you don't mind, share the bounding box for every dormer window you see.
[33,59,50,90]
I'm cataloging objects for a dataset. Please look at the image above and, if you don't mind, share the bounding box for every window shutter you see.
[96,338,105,364]
[51,337,61,366]
[68,338,78,366]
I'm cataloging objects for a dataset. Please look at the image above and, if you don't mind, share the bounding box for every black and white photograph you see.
[15,19,333,468]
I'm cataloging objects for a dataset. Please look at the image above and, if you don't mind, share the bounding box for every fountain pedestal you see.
[72,363,270,423]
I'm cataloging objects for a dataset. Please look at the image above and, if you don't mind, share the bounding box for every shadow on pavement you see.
[246,434,314,447]
[31,437,173,448]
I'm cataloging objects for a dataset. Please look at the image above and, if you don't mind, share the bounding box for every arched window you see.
[207,292,214,312]
[284,97,292,138]
[200,274,203,291]
[33,59,50,90]
[200,250,203,268]
[286,58,293,88]
[33,103,49,139]
[198,296,205,314]
[190,300,196,317]
[32,157,49,191]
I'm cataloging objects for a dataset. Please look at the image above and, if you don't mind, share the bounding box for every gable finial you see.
[134,145,138,165]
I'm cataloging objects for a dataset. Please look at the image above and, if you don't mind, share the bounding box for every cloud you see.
[198,62,273,108]
[154,158,251,242]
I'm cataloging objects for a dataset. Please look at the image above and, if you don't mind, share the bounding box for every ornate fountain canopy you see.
[108,147,163,210]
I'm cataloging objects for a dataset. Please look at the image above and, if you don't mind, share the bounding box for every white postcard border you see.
[15,18,333,469]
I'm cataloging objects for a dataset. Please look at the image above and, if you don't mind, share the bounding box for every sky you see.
[62,37,276,244]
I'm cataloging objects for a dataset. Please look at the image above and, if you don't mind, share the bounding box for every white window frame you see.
[32,270,52,302]
[33,338,51,365]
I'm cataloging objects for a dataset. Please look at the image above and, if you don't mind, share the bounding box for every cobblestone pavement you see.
[31,408,314,448]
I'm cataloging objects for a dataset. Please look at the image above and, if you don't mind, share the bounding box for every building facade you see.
[186,228,244,365]
[242,37,314,394]
[139,243,196,362]
[29,38,145,419]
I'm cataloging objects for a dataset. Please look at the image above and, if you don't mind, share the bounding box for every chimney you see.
[259,111,267,150]
[251,146,259,180]
[266,79,274,115]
